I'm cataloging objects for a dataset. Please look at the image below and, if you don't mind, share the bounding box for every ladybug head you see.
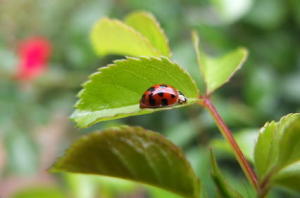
[178,91,187,104]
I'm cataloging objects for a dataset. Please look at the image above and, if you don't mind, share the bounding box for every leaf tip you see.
[238,47,249,63]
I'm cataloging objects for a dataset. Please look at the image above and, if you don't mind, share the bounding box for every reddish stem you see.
[200,96,259,190]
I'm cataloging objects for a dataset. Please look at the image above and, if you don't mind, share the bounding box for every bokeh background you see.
[0,0,299,197]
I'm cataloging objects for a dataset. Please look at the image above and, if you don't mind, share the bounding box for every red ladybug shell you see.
[140,84,187,108]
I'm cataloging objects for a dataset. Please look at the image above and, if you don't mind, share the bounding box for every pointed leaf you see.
[203,48,248,94]
[72,56,200,128]
[192,32,248,94]
[91,18,161,57]
[254,113,300,192]
[51,126,201,198]
[125,11,171,57]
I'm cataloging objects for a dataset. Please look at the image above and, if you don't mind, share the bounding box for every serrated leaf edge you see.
[74,56,200,110]
[125,11,172,57]
[254,113,300,181]
[91,18,161,57]
[71,99,199,128]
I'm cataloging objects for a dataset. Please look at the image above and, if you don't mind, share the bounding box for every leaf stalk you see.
[199,96,259,191]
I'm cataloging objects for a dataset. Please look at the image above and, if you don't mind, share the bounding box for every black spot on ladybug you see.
[161,98,169,106]
[158,92,164,97]
[147,87,155,92]
[148,94,156,106]
[140,84,185,109]
[149,98,156,106]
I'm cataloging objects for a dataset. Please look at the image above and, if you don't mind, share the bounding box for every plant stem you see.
[257,169,275,198]
[200,96,259,191]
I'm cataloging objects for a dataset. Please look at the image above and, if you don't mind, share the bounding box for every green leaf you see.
[254,121,278,178]
[277,114,300,168]
[210,150,243,198]
[51,126,201,198]
[90,11,171,57]
[91,18,161,57]
[254,113,300,192]
[125,11,171,57]
[72,56,200,128]
[192,32,248,94]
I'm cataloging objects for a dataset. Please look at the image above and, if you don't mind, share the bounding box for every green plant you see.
[51,11,300,198]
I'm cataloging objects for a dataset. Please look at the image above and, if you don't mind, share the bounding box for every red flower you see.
[15,37,52,81]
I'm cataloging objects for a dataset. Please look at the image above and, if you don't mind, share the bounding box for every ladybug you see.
[140,84,187,108]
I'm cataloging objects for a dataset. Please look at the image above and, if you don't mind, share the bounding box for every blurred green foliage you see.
[0,0,299,197]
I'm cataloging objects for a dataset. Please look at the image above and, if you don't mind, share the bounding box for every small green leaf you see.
[210,150,243,198]
[203,48,248,94]
[254,113,300,192]
[91,18,161,57]
[254,121,278,178]
[125,11,171,57]
[90,11,171,57]
[51,126,201,198]
[72,56,200,128]
[192,32,248,94]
